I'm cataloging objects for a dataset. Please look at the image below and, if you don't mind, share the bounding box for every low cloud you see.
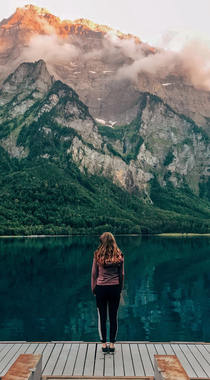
[117,39,210,90]
[104,32,143,60]
[20,34,80,63]
[179,41,210,89]
[20,28,142,65]
[83,32,149,61]
[116,27,210,90]
[17,17,210,91]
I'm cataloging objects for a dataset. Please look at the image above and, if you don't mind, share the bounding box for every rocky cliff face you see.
[1,60,210,200]
[1,59,54,101]
[0,60,152,195]
[0,5,210,132]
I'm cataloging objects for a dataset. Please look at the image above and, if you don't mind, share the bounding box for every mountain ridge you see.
[0,59,210,236]
[1,4,142,42]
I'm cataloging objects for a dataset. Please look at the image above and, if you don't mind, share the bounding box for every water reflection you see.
[1,235,210,342]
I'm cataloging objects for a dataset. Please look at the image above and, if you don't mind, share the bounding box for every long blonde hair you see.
[94,232,123,266]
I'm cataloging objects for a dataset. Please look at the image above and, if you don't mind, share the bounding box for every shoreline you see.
[1,233,210,238]
[157,233,210,236]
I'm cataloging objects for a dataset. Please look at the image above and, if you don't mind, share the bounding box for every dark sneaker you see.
[102,346,108,354]
[109,347,115,353]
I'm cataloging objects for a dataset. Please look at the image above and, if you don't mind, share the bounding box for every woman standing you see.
[91,232,124,353]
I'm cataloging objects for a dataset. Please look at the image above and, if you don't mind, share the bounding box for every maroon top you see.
[91,257,124,294]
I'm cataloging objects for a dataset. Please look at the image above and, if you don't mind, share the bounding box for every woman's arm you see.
[119,259,124,293]
[91,257,98,294]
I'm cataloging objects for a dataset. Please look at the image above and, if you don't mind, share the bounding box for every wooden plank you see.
[114,343,124,376]
[204,344,210,354]
[83,344,96,376]
[0,342,26,343]
[187,344,210,377]
[196,344,210,370]
[130,343,144,376]
[41,343,56,373]
[154,354,190,380]
[0,344,22,375]
[155,344,166,355]
[171,344,196,378]
[33,343,47,355]
[24,343,38,354]
[122,343,134,376]
[104,351,114,376]
[138,343,153,376]
[146,343,156,370]
[93,343,104,376]
[163,344,175,355]
[0,344,6,353]
[1,354,42,380]
[63,343,79,376]
[43,343,63,376]
[73,343,87,376]
[0,344,14,361]
[180,344,207,378]
[0,343,30,376]
[53,343,71,376]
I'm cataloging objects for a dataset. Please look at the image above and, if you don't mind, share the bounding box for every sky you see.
[1,0,210,49]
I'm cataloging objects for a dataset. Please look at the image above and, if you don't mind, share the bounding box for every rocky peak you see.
[3,59,54,94]
[0,5,61,37]
[22,5,51,14]
[0,4,141,41]
[72,18,141,41]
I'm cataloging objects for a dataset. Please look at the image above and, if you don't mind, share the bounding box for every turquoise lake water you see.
[1,235,210,342]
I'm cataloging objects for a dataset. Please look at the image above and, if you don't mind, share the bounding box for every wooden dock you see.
[1,342,210,378]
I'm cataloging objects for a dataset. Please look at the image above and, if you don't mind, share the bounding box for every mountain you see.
[1,60,210,235]
[1,6,210,235]
[1,4,210,131]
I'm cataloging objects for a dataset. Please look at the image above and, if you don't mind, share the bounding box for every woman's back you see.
[93,258,124,286]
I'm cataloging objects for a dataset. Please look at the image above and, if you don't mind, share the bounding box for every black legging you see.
[95,284,121,343]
